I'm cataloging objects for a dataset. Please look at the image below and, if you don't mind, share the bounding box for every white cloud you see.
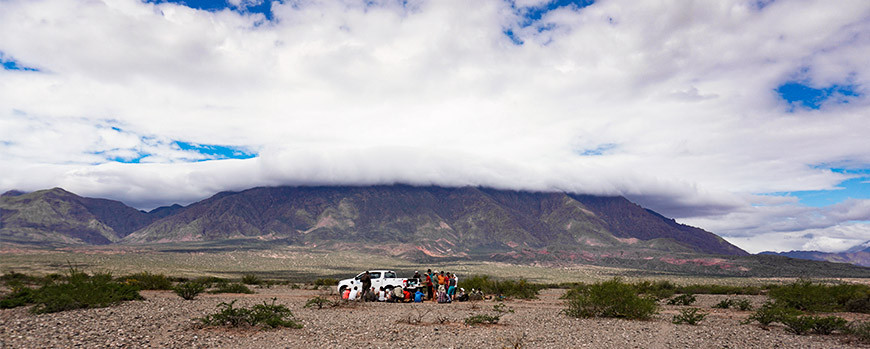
[723,221,870,254]
[0,0,869,252]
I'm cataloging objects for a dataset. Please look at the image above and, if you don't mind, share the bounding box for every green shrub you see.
[0,287,36,309]
[248,299,304,328]
[464,314,500,325]
[845,294,870,314]
[119,272,173,290]
[562,278,658,320]
[462,303,513,326]
[734,298,753,311]
[845,321,870,343]
[634,280,676,299]
[191,276,227,288]
[303,296,336,309]
[768,279,870,313]
[742,301,801,328]
[667,294,696,306]
[779,315,845,335]
[241,274,264,285]
[174,281,206,300]
[313,278,338,286]
[458,275,542,300]
[198,299,302,329]
[712,299,734,309]
[209,282,254,294]
[676,284,764,295]
[808,316,848,335]
[672,308,706,325]
[560,283,588,300]
[781,315,814,335]
[31,269,143,314]
[1,271,41,286]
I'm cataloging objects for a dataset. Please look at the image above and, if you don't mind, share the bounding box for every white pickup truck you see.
[337,270,419,295]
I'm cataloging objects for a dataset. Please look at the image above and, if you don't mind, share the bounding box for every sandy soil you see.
[1,287,868,348]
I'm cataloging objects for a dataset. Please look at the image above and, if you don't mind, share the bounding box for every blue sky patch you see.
[776,81,860,110]
[173,141,258,160]
[93,125,258,163]
[0,52,39,71]
[503,28,523,45]
[770,168,870,207]
[753,0,776,10]
[503,0,595,44]
[144,0,274,20]
[103,151,149,164]
[517,0,595,25]
[579,143,617,156]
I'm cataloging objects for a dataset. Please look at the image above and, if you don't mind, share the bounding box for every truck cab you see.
[337,270,414,295]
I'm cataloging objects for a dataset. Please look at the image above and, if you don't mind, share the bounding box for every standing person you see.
[425,270,434,301]
[437,271,446,292]
[360,271,372,301]
[447,273,457,300]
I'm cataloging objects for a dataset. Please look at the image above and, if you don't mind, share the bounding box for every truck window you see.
[369,272,381,279]
[384,271,396,278]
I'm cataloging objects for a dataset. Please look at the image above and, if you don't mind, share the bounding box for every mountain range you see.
[1,185,746,259]
[760,241,870,267]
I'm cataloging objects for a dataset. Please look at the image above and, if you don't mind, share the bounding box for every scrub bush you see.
[198,299,302,329]
[562,278,658,320]
[120,272,173,290]
[174,281,206,300]
[667,294,696,306]
[209,282,254,294]
[672,308,706,325]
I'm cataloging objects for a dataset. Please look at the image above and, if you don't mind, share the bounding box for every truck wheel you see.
[338,285,347,296]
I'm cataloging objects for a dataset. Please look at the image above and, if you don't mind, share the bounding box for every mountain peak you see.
[846,240,870,254]
[1,190,26,197]
[3,185,747,258]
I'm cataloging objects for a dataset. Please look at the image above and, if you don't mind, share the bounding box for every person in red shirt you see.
[425,269,434,300]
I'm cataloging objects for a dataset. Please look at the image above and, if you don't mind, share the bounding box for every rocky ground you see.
[1,287,868,348]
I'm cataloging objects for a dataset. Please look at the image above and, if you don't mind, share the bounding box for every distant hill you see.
[760,240,870,267]
[1,185,746,258]
[0,188,164,245]
[121,185,746,256]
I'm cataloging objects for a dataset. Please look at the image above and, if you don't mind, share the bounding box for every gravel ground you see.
[2,288,868,348]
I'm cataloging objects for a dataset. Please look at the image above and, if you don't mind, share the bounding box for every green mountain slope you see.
[122,185,747,256]
[0,188,155,244]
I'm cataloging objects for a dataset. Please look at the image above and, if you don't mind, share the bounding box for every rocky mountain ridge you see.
[1,186,746,258]
[760,240,870,267]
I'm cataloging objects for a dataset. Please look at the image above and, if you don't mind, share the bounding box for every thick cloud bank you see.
[1,0,868,253]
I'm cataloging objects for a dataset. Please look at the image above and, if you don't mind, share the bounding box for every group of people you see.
[340,269,469,303]
[416,269,463,303]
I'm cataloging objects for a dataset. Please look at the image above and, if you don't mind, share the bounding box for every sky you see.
[1,0,869,254]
